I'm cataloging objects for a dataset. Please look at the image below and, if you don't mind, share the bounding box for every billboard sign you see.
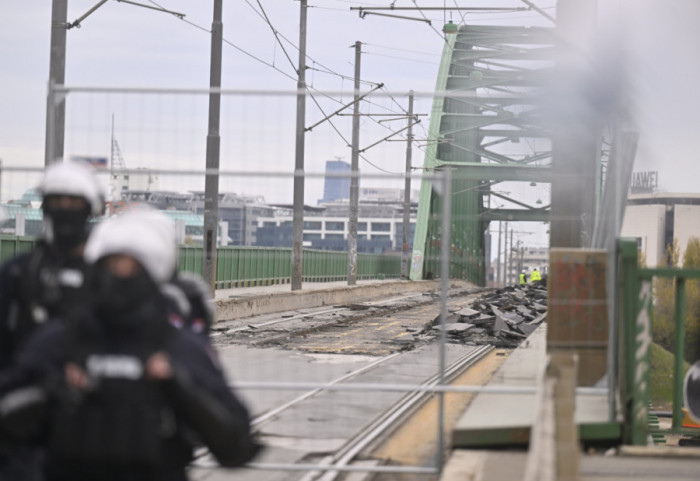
[630,171,658,194]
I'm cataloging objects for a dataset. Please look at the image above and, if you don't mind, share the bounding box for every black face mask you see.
[44,206,91,251]
[94,267,158,330]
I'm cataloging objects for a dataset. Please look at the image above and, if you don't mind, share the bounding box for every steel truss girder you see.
[433,163,551,182]
[481,208,550,222]
[410,24,555,283]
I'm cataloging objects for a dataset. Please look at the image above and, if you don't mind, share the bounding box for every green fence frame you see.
[180,246,401,289]
[619,238,700,445]
[0,237,401,289]
[0,235,37,261]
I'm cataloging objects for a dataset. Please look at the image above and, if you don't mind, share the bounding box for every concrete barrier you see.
[214,280,444,321]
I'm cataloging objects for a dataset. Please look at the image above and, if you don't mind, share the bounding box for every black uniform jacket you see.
[0,244,89,370]
[0,310,258,480]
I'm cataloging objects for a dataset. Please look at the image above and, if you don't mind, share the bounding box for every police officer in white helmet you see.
[0,161,103,479]
[0,161,103,366]
[0,208,258,481]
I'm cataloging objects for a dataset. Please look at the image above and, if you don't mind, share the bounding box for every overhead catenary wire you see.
[236,2,424,172]
[250,0,298,73]
[244,0,380,88]
[362,51,440,66]
[183,0,409,157]
[142,0,543,174]
[145,0,421,122]
[361,42,439,57]
[306,91,403,175]
[145,0,297,82]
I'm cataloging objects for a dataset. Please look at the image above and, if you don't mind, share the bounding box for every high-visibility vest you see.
[530,270,541,282]
[519,273,526,285]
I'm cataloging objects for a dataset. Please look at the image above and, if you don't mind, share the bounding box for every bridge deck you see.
[452,324,620,448]
[213,278,449,322]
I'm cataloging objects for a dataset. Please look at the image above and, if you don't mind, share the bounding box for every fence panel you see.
[619,238,700,444]
[6,84,451,478]
[0,236,37,263]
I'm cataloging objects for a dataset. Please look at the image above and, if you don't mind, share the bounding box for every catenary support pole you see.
[45,0,68,166]
[497,221,502,287]
[502,222,508,286]
[401,91,414,279]
[509,229,514,285]
[202,0,223,293]
[347,41,361,286]
[291,0,308,291]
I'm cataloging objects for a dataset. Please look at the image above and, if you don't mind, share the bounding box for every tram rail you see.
[191,345,494,477]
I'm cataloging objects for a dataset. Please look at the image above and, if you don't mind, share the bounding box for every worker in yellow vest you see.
[530,268,542,283]
[519,271,527,285]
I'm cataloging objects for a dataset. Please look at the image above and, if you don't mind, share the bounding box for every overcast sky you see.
[0,1,554,201]
[1,1,699,250]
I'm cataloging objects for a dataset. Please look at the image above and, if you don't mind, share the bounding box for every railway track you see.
[190,344,494,480]
[188,285,533,480]
[211,287,488,354]
[294,345,493,481]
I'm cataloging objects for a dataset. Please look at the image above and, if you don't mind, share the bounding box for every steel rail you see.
[232,381,607,396]
[219,292,430,335]
[302,345,493,481]
[250,352,403,428]
[192,289,502,474]
[194,344,495,475]
[222,307,343,334]
[191,351,403,466]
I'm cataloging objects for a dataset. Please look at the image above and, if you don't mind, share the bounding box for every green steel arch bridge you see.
[410,24,556,285]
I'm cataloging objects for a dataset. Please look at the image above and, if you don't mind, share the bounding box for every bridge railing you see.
[618,238,700,445]
[0,235,36,260]
[180,245,401,288]
[0,235,401,289]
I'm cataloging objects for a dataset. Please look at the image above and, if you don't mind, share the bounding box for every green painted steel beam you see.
[479,128,549,139]
[410,24,554,284]
[638,267,700,280]
[409,33,456,282]
[481,208,550,222]
[434,163,551,182]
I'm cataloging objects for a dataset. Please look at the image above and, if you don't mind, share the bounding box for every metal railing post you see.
[618,238,645,444]
[632,278,652,445]
[437,168,451,474]
[672,278,687,430]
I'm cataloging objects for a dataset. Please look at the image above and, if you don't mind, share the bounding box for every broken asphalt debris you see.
[425,284,547,348]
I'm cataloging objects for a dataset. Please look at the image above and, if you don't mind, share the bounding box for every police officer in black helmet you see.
[0,161,103,480]
[0,208,259,481]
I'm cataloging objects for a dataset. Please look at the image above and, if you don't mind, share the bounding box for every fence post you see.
[672,278,687,430]
[618,238,647,444]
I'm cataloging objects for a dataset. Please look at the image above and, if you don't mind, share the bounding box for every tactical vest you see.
[7,244,88,353]
[47,320,177,477]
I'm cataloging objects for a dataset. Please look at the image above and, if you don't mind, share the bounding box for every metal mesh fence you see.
[0,84,610,478]
[2,85,462,478]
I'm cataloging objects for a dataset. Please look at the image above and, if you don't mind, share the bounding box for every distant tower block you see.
[320,159,352,205]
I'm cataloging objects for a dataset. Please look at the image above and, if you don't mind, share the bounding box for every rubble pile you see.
[429,284,547,348]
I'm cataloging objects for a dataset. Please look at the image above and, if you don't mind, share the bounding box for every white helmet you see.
[39,161,104,216]
[84,206,177,284]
